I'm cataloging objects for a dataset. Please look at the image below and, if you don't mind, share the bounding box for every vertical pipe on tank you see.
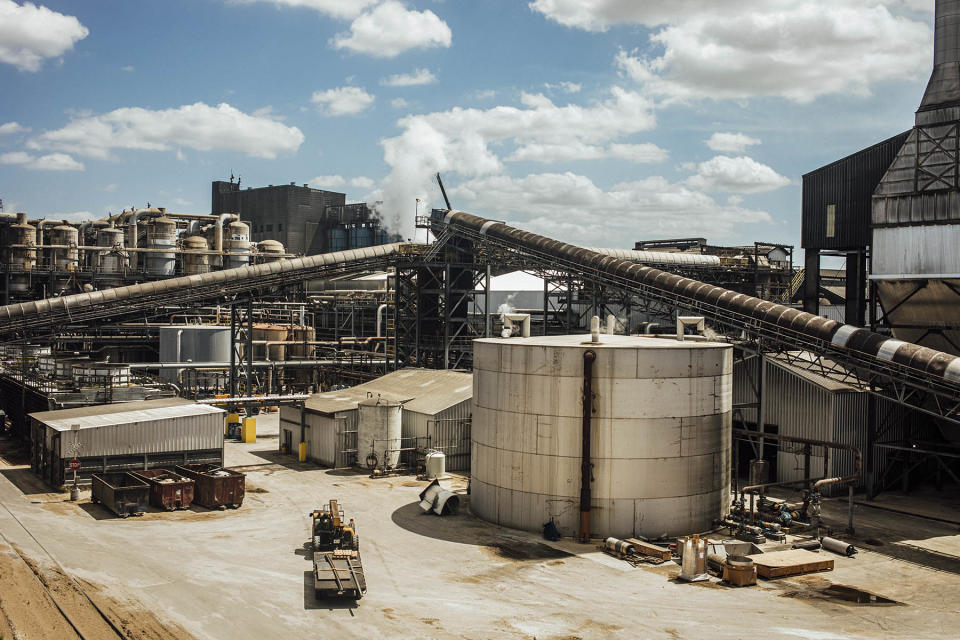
[579,349,596,542]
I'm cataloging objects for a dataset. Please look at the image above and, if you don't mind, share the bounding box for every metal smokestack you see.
[918,0,960,119]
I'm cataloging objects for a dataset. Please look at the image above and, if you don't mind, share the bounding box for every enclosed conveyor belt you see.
[434,210,960,421]
[0,243,403,337]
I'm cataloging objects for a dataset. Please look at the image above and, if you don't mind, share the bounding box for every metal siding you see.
[404,399,473,472]
[734,356,917,496]
[56,412,223,458]
[802,131,910,250]
[872,224,960,275]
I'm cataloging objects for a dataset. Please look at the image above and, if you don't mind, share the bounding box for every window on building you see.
[826,204,836,238]
[266,224,273,232]
[278,224,283,232]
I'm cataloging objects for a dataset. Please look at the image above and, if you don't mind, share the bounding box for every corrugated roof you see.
[305,368,472,416]
[767,353,862,393]
[29,397,192,422]
[32,399,224,431]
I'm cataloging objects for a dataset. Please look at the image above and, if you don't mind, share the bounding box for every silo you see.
[8,213,35,295]
[158,325,231,382]
[224,220,250,269]
[181,235,210,275]
[49,222,79,293]
[471,333,732,539]
[96,225,126,286]
[357,397,403,469]
[145,216,177,276]
[256,239,284,263]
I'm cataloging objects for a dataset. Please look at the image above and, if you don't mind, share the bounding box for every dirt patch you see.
[77,578,195,639]
[0,544,82,640]
[246,486,269,494]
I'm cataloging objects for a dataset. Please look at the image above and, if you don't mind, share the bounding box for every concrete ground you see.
[1,413,959,639]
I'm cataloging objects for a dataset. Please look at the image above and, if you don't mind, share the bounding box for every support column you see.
[845,249,867,327]
[803,249,820,315]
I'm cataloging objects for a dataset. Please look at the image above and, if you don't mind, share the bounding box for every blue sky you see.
[0,0,935,251]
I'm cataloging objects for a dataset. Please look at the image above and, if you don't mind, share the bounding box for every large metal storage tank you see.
[471,334,732,539]
[288,325,315,358]
[180,235,210,275]
[252,323,288,360]
[96,225,126,286]
[224,220,250,269]
[145,216,177,276]
[158,325,230,369]
[8,213,36,294]
[357,397,402,469]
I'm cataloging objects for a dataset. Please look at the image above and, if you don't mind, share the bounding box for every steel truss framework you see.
[426,216,960,427]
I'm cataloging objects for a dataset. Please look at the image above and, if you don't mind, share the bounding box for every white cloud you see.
[472,89,496,100]
[449,172,771,245]
[684,155,790,194]
[544,81,582,94]
[102,183,118,192]
[0,121,29,135]
[27,102,304,159]
[40,211,96,223]
[379,87,657,236]
[309,174,376,189]
[706,132,761,153]
[381,68,437,87]
[391,97,410,109]
[535,1,930,103]
[506,141,667,164]
[121,65,134,72]
[311,86,375,116]
[331,1,451,58]
[0,150,84,171]
[229,0,378,19]
[0,0,88,72]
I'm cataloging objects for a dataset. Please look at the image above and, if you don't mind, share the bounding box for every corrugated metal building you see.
[279,368,472,470]
[29,398,224,488]
[733,354,925,496]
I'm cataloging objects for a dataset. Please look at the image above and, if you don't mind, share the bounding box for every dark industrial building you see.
[212,180,397,256]
[801,130,911,326]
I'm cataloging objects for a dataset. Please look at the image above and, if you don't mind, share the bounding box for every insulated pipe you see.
[441,210,960,389]
[216,213,238,254]
[580,349,596,542]
[376,303,388,337]
[590,315,600,343]
[35,220,49,247]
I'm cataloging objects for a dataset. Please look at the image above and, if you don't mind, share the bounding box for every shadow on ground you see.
[390,499,572,561]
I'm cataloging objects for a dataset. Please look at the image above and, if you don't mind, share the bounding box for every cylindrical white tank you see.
[471,333,732,539]
[71,362,131,387]
[256,239,285,263]
[158,325,231,383]
[145,216,177,276]
[357,397,402,469]
[180,235,210,275]
[8,213,36,294]
[96,225,126,286]
[426,451,446,479]
[224,220,250,269]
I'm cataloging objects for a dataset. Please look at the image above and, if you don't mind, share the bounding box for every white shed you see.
[280,368,472,470]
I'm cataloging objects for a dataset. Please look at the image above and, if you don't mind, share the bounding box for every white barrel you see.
[357,397,402,469]
[425,451,446,479]
[471,333,732,539]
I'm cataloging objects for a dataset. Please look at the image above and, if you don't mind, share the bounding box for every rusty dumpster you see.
[175,463,245,509]
[133,469,195,511]
[91,472,149,517]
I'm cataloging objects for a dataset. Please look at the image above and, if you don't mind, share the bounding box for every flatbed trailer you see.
[313,550,366,599]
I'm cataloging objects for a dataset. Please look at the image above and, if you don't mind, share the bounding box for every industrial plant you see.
[1,3,959,639]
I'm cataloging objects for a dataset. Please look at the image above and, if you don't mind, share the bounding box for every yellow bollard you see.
[241,417,257,443]
[298,441,307,462]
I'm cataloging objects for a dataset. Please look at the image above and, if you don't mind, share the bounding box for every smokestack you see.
[918,0,960,120]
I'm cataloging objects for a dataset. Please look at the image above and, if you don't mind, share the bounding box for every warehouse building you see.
[279,368,472,470]
[29,398,225,488]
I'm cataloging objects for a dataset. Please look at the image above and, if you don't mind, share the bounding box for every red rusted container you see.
[175,463,245,509]
[91,472,149,517]
[133,469,195,511]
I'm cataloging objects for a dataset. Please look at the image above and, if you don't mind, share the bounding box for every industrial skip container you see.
[176,464,245,509]
[132,469,195,511]
[90,472,149,518]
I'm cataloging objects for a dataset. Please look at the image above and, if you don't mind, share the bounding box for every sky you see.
[0,0,937,253]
